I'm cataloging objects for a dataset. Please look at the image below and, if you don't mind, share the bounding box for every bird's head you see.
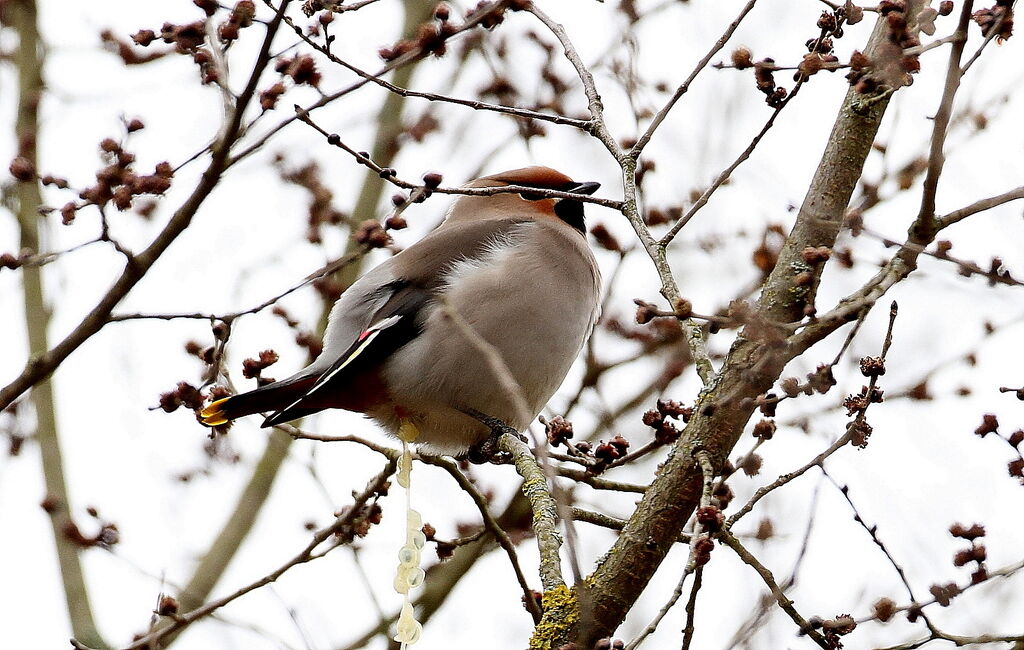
[447,166,601,233]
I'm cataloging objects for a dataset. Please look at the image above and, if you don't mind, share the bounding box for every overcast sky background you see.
[2,0,1024,648]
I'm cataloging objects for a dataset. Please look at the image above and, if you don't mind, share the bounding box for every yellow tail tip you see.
[199,397,231,427]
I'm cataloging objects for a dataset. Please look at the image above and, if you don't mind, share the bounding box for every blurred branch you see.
[160,429,292,647]
[8,0,107,646]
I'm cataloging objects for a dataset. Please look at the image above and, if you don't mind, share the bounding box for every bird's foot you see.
[463,409,527,465]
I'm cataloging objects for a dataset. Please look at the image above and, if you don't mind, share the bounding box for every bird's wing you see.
[259,218,528,427]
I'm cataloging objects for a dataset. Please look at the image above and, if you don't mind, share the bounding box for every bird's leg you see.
[461,408,527,465]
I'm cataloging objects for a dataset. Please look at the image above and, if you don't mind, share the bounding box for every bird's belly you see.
[378,237,598,451]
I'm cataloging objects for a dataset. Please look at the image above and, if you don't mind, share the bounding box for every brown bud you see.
[695,506,724,532]
[692,536,715,566]
[949,522,985,540]
[859,356,886,378]
[385,215,408,230]
[158,594,180,616]
[740,452,763,477]
[731,46,753,69]
[873,597,896,622]
[422,171,443,188]
[353,219,391,248]
[41,495,61,513]
[928,582,960,607]
[589,223,621,252]
[9,156,35,181]
[545,416,574,446]
[132,29,157,46]
[974,413,998,437]
[752,419,776,440]
[801,246,832,264]
[780,377,801,398]
[672,298,693,319]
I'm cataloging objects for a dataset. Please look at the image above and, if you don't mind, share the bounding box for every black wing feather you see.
[260,280,430,427]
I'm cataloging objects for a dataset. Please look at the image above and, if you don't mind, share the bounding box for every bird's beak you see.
[566,181,600,196]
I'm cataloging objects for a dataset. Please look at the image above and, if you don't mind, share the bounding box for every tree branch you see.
[117,461,396,650]
[9,0,108,645]
[574,5,928,643]
[0,1,289,412]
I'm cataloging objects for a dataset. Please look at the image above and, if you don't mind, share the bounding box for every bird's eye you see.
[519,191,546,201]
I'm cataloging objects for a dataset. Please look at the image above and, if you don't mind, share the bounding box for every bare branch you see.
[423,455,543,622]
[631,0,759,157]
[498,433,565,592]
[718,531,830,648]
[0,2,290,412]
[113,460,396,650]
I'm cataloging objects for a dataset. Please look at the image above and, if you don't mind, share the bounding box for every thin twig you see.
[914,0,973,238]
[276,3,591,130]
[117,460,396,650]
[631,0,758,156]
[108,248,368,323]
[660,97,792,245]
[555,467,649,494]
[726,433,851,529]
[718,531,830,648]
[680,565,704,650]
[422,455,543,622]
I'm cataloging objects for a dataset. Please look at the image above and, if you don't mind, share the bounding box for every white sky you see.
[2,1,1023,648]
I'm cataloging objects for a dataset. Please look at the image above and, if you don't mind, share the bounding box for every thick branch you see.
[574,6,926,643]
[499,434,565,592]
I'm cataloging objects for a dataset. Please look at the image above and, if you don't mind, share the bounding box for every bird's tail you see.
[199,376,316,427]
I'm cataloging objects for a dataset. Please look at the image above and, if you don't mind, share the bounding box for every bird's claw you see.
[463,408,527,464]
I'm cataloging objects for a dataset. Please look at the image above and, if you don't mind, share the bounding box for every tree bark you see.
[571,6,926,645]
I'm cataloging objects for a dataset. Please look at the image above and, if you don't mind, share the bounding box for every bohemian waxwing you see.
[200,166,602,454]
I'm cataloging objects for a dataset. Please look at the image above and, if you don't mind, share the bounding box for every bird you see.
[200,166,602,456]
